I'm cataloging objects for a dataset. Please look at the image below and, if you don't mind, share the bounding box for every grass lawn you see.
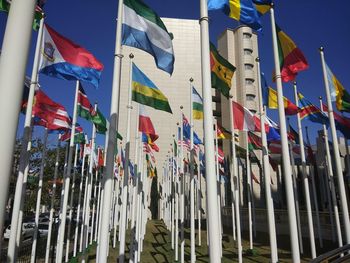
[72,219,332,262]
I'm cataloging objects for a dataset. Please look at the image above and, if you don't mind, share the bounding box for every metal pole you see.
[199,0,221,260]
[31,128,49,263]
[119,53,134,263]
[98,0,124,259]
[189,78,196,263]
[179,107,185,263]
[270,5,300,261]
[293,82,317,258]
[229,98,242,263]
[245,134,253,250]
[171,140,175,250]
[7,15,44,260]
[319,47,350,243]
[56,80,80,262]
[319,99,343,247]
[175,124,179,261]
[256,58,278,262]
[45,134,62,263]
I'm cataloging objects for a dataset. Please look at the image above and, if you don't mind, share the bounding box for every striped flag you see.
[192,87,203,120]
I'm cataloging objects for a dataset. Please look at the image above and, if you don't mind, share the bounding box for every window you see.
[244,64,254,70]
[243,33,252,39]
[250,109,257,114]
[244,49,253,55]
[246,94,255,101]
[245,78,254,85]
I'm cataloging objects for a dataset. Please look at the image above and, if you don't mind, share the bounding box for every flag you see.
[276,24,308,82]
[138,105,159,142]
[325,63,350,112]
[0,1,44,31]
[216,125,226,139]
[265,116,281,142]
[267,86,299,115]
[216,124,232,140]
[253,0,271,16]
[217,147,224,164]
[192,87,203,120]
[142,133,160,152]
[210,43,236,98]
[208,0,263,31]
[122,0,174,74]
[132,63,172,113]
[248,132,262,151]
[322,104,350,139]
[298,93,329,125]
[182,114,202,145]
[40,24,104,88]
[60,131,85,144]
[288,125,300,145]
[173,139,178,157]
[232,101,267,132]
[97,147,104,168]
[261,72,269,106]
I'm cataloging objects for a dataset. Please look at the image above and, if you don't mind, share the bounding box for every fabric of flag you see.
[232,101,267,132]
[322,104,350,139]
[217,124,232,139]
[60,131,85,144]
[77,85,108,134]
[298,93,329,125]
[217,147,225,164]
[248,132,262,151]
[267,86,300,115]
[288,125,300,145]
[208,0,263,31]
[253,0,271,16]
[173,139,178,157]
[122,0,174,74]
[210,43,236,98]
[192,87,203,120]
[182,114,203,145]
[325,63,350,112]
[40,24,103,88]
[132,63,172,113]
[142,133,159,152]
[33,90,72,131]
[261,72,269,106]
[0,1,44,30]
[138,105,159,142]
[216,125,226,139]
[276,24,308,82]
[265,116,281,142]
[97,148,104,168]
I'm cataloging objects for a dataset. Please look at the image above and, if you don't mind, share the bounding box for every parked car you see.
[3,223,35,240]
[38,223,49,237]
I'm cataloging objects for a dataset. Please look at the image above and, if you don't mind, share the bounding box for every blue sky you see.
[1,0,350,147]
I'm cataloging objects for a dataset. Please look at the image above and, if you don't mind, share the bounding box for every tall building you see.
[118,18,203,172]
[214,26,260,156]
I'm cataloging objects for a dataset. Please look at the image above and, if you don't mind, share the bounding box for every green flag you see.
[92,109,108,134]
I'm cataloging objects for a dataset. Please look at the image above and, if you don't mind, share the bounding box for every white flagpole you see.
[45,134,62,263]
[175,125,179,262]
[199,1,221,260]
[229,98,242,263]
[56,80,80,262]
[245,133,253,251]
[292,82,317,258]
[197,156,202,247]
[171,140,175,250]
[0,0,37,249]
[7,16,44,261]
[320,47,350,243]
[98,0,124,259]
[30,128,49,263]
[179,108,185,263]
[319,98,343,247]
[119,53,134,262]
[65,143,79,262]
[90,165,98,244]
[269,5,300,261]
[73,142,87,257]
[94,171,102,241]
[255,58,278,262]
[189,78,196,263]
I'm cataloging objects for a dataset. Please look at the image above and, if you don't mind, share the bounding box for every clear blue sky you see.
[1,0,350,147]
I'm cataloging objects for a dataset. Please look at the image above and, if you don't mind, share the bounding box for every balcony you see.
[245,84,256,95]
[246,100,257,111]
[244,69,255,80]
[242,38,253,51]
[243,54,254,65]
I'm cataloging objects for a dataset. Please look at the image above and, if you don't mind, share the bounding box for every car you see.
[3,223,35,240]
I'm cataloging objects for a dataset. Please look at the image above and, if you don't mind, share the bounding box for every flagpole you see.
[30,128,49,263]
[73,142,87,257]
[293,82,317,258]
[0,0,37,247]
[56,80,80,262]
[319,97,343,247]
[180,107,185,263]
[7,16,44,260]
[256,58,278,262]
[98,0,124,258]
[269,5,300,260]
[245,133,253,251]
[319,47,350,244]
[119,53,134,263]
[199,0,221,260]
[197,152,202,247]
[229,97,242,263]
[175,124,180,262]
[189,78,196,263]
[171,139,175,250]
[45,134,61,263]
